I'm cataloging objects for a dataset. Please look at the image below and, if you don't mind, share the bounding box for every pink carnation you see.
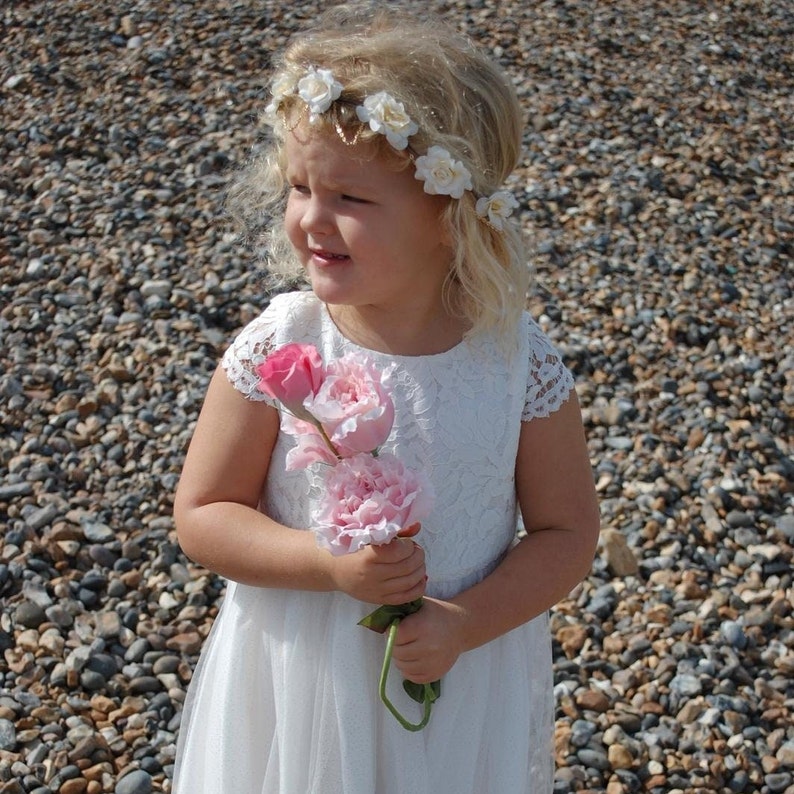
[314,452,434,556]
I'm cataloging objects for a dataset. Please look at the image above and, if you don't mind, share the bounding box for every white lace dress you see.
[172,291,574,794]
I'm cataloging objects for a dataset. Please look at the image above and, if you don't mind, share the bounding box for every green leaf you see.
[402,679,424,703]
[403,678,441,704]
[428,679,441,702]
[358,598,424,634]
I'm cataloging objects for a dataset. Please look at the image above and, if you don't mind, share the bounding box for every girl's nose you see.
[299,196,334,235]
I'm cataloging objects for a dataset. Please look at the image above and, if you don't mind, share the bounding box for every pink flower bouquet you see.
[256,343,439,730]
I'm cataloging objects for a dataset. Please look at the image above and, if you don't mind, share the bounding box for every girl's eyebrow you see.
[287,170,375,196]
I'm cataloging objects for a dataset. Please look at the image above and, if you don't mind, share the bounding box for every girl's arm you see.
[174,366,426,604]
[392,390,600,683]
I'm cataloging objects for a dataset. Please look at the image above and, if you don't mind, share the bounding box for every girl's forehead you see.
[284,127,406,180]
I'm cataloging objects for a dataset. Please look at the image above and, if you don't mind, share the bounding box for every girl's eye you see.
[290,184,310,195]
[342,194,369,204]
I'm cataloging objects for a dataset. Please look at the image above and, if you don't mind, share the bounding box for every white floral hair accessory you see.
[414,146,473,199]
[475,190,520,230]
[268,67,518,230]
[297,67,343,121]
[265,72,298,118]
[355,92,419,151]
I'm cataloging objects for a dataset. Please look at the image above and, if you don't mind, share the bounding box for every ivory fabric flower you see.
[264,72,297,117]
[414,146,473,199]
[356,92,418,150]
[314,452,434,556]
[297,67,343,120]
[475,190,519,230]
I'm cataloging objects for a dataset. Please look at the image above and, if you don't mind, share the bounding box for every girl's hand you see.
[391,597,467,684]
[328,524,426,605]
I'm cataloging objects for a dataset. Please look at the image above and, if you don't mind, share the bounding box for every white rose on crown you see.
[265,73,298,118]
[475,190,519,230]
[298,68,343,120]
[413,146,473,199]
[356,92,419,151]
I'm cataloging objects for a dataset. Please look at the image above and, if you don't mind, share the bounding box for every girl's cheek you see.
[284,203,303,247]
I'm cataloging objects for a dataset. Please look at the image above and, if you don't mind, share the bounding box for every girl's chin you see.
[306,270,355,304]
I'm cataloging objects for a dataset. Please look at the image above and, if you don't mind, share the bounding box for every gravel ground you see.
[1,1,792,792]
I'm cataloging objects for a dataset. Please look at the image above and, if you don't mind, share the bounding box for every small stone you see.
[557,624,587,656]
[764,772,792,793]
[720,620,747,650]
[15,600,46,629]
[115,769,153,794]
[576,689,611,713]
[25,502,61,530]
[0,718,17,750]
[608,743,634,769]
[82,521,116,543]
[570,719,596,748]
[165,631,203,654]
[601,529,639,576]
[0,483,34,500]
[777,742,794,767]
[577,747,610,771]
[669,674,703,697]
[60,778,89,794]
[94,611,122,639]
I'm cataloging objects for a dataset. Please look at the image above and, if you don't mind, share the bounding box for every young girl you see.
[172,4,599,792]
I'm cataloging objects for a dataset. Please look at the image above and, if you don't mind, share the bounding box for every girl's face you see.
[284,127,453,321]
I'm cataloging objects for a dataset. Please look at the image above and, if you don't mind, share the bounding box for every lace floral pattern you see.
[522,321,575,421]
[220,312,280,403]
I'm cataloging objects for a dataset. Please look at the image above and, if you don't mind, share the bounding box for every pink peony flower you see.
[314,452,434,556]
[255,343,324,420]
[303,352,395,459]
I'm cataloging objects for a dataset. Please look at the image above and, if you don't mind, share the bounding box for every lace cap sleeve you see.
[220,303,281,403]
[522,316,575,421]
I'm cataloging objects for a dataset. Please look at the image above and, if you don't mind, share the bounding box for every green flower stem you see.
[378,619,434,732]
[314,420,343,461]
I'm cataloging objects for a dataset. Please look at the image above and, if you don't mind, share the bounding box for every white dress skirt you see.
[172,291,574,794]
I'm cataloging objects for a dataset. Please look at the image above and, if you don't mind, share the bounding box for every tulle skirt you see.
[172,582,553,794]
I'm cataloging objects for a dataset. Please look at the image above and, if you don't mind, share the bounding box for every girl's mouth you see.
[310,248,350,266]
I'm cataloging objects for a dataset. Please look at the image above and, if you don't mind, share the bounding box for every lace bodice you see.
[221,291,574,598]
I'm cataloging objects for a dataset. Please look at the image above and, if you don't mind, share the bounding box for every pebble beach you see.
[1,0,792,792]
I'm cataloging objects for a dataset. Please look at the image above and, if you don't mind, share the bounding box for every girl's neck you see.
[327,301,469,357]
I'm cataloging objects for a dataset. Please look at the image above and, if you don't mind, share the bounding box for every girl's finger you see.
[397,522,421,538]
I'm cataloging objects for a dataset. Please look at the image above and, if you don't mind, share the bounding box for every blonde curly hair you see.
[227,2,529,342]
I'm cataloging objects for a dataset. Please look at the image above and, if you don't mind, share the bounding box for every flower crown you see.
[266,66,519,231]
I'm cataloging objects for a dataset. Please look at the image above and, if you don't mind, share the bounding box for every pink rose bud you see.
[255,343,324,420]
